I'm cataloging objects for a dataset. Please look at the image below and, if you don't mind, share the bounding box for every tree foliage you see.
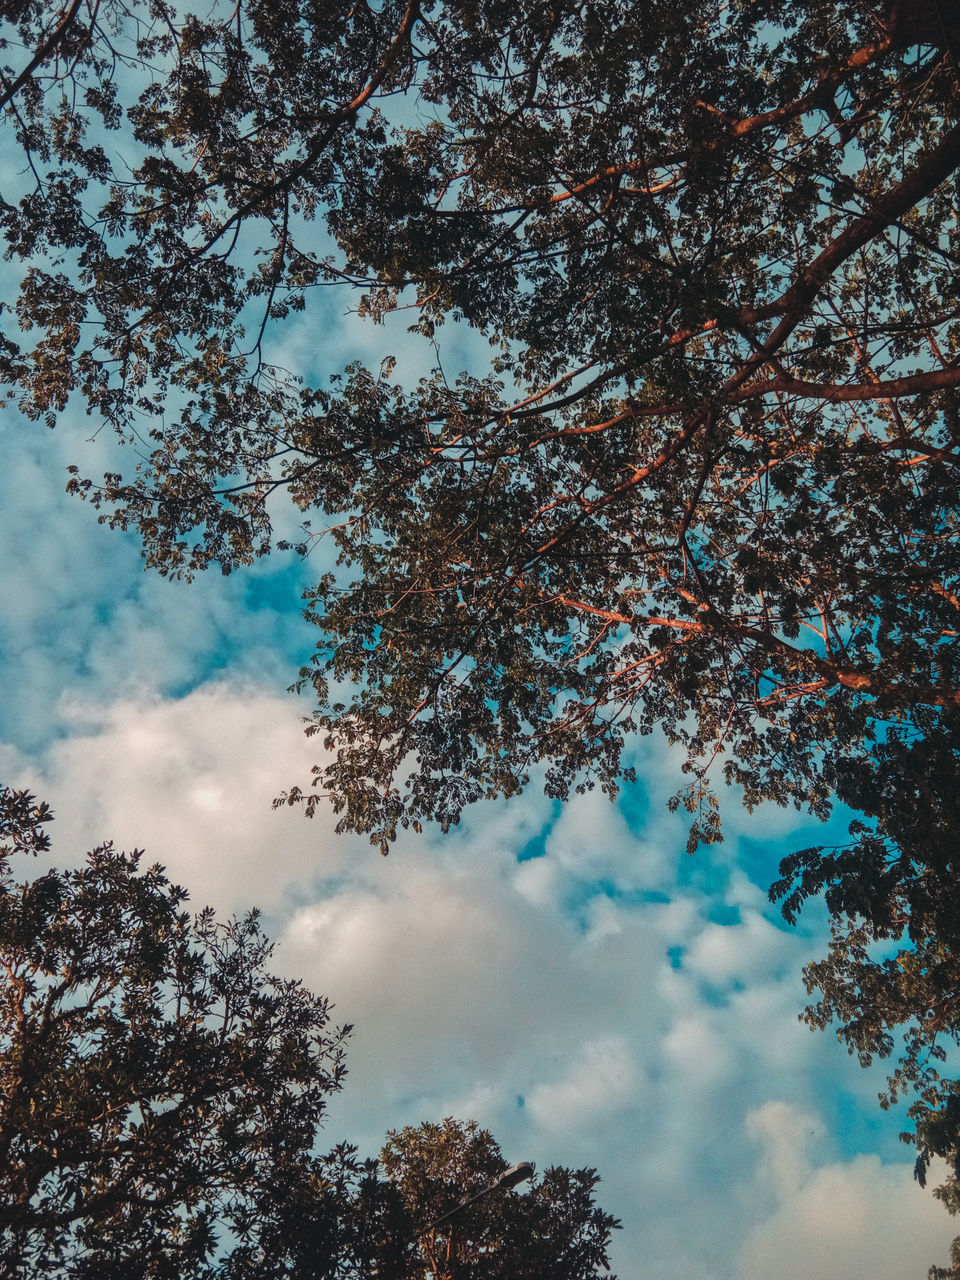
[3,0,958,846]
[0,790,620,1279]
[0,785,403,1279]
[379,1117,619,1280]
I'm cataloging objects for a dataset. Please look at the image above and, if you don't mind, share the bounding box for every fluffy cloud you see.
[526,1035,642,1130]
[3,679,956,1280]
[740,1102,957,1280]
[4,683,362,912]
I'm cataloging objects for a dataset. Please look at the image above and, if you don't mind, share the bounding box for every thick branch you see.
[737,365,960,403]
[0,0,85,114]
[765,119,960,354]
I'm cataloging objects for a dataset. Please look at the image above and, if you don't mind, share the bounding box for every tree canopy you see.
[4,0,960,1257]
[0,787,619,1279]
[0,785,402,1279]
[379,1117,619,1280]
[2,0,957,843]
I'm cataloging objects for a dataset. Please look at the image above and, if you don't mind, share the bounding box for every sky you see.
[2,291,957,1280]
[0,41,956,1276]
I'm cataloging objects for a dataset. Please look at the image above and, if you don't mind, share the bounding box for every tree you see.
[0,784,407,1279]
[378,1118,619,1280]
[3,0,957,845]
[5,0,960,1247]
[0,789,619,1279]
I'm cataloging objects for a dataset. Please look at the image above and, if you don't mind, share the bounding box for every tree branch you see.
[0,0,85,114]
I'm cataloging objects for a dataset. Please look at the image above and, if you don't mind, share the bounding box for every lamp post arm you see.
[421,1162,535,1233]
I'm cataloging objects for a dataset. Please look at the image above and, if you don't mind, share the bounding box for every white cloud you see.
[527,1036,641,1130]
[685,910,789,988]
[544,784,678,891]
[740,1103,957,1280]
[275,845,639,1111]
[5,682,362,912]
[661,1010,736,1089]
[746,1100,820,1199]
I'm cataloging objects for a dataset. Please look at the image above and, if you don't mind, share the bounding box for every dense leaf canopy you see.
[3,0,957,842]
[0,786,400,1279]
[380,1117,619,1280]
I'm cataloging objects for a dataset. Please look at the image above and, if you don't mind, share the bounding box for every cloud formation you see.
[741,1102,955,1280]
[5,678,955,1280]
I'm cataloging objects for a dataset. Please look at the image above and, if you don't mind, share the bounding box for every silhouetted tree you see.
[0,789,620,1279]
[380,1118,619,1280]
[0,785,403,1279]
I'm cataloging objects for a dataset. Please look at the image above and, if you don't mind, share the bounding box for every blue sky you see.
[0,128,956,1278]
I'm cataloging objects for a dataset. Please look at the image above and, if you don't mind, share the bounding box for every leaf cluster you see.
[0,787,383,1279]
[380,1117,619,1280]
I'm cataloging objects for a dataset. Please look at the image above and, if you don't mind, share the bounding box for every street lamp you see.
[423,1161,535,1232]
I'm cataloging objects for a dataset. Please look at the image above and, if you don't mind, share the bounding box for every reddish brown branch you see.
[736,365,960,403]
[554,595,960,709]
